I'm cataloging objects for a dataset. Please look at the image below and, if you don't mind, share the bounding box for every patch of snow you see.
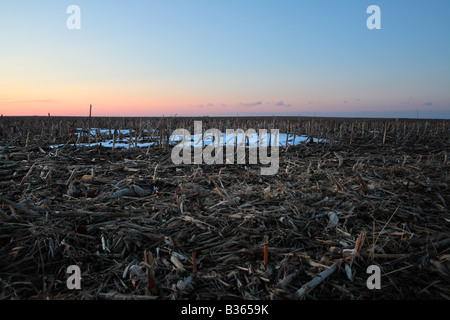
[50,128,327,149]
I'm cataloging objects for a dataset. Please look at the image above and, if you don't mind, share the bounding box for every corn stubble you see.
[0,115,449,300]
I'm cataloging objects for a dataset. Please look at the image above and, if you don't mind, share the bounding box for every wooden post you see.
[88,104,92,147]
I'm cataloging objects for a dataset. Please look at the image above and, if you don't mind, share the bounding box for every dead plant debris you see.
[0,116,449,300]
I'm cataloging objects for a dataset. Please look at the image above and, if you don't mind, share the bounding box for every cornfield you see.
[0,115,449,300]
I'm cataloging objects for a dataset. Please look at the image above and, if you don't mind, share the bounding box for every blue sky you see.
[0,0,449,118]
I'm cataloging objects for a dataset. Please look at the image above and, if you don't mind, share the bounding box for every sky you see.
[0,0,449,118]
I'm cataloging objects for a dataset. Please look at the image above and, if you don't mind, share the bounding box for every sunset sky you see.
[1,0,449,118]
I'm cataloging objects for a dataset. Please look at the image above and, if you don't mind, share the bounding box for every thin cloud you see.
[275,101,291,108]
[240,101,262,108]
[424,102,432,106]
[190,103,227,108]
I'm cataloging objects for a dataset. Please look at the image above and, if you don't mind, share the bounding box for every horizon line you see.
[2,114,449,120]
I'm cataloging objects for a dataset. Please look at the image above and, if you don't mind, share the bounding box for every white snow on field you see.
[49,140,156,149]
[170,132,325,147]
[49,128,326,149]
